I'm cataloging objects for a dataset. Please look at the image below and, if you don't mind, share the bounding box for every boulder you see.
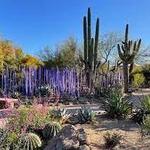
[44,125,79,150]
[79,145,90,150]
[44,125,90,150]
[78,128,90,145]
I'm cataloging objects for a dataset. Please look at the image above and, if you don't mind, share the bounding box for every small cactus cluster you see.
[83,8,100,90]
[117,24,141,93]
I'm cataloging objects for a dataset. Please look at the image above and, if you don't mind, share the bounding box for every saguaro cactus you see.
[83,8,100,90]
[117,24,141,93]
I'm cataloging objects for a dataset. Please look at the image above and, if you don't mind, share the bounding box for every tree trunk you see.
[123,62,129,93]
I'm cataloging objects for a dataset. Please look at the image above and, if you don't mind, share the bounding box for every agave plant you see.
[77,106,95,124]
[102,89,132,119]
[18,132,42,150]
[51,108,71,124]
[42,122,61,140]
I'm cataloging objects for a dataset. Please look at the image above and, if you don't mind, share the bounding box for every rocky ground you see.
[0,88,150,149]
[76,115,150,150]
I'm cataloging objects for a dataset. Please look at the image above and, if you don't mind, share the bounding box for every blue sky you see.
[0,0,149,55]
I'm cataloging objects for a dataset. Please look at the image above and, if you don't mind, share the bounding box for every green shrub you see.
[132,73,145,88]
[104,132,122,149]
[102,89,132,118]
[77,106,96,124]
[0,129,18,150]
[132,96,150,124]
[140,115,150,136]
[141,96,150,112]
[36,84,53,97]
[18,132,42,150]
[8,105,52,132]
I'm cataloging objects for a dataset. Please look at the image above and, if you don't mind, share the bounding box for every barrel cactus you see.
[18,132,42,150]
[42,122,61,140]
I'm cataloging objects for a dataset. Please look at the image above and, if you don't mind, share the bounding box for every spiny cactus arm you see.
[132,39,141,55]
[83,16,88,62]
[137,39,141,50]
[133,39,141,53]
[88,7,91,53]
[118,44,126,62]
[94,18,99,70]
[125,24,129,43]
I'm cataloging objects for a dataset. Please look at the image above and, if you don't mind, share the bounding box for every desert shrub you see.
[132,96,150,124]
[141,115,150,136]
[0,130,42,150]
[77,106,96,124]
[0,129,18,150]
[132,73,145,88]
[100,85,122,98]
[141,96,150,112]
[7,105,51,133]
[0,101,6,109]
[102,89,132,118]
[104,132,122,149]
[36,84,53,97]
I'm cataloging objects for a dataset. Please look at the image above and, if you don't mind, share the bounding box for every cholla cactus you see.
[18,132,42,150]
[118,24,141,93]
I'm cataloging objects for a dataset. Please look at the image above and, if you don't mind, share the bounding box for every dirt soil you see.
[75,115,150,150]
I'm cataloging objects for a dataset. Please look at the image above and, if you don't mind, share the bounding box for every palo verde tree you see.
[117,24,141,93]
[82,7,100,91]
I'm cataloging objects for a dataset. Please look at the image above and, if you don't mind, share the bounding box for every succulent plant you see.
[117,24,141,93]
[42,122,61,140]
[51,108,71,124]
[102,89,132,118]
[82,8,100,91]
[18,132,42,150]
[77,106,95,124]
